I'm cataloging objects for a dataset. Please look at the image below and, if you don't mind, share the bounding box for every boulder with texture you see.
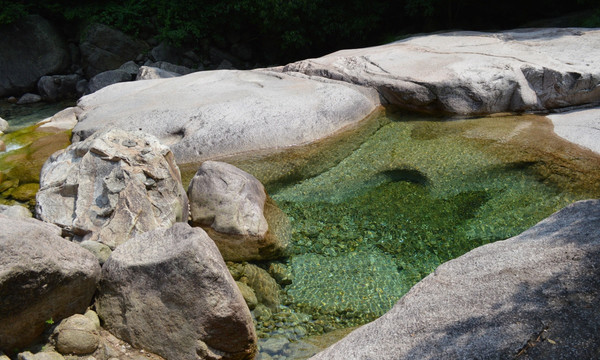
[36,129,188,249]
[311,200,600,359]
[0,215,100,352]
[97,223,257,360]
[281,28,600,115]
[79,23,148,78]
[37,74,82,101]
[85,69,133,94]
[0,15,70,97]
[53,314,99,355]
[72,69,379,164]
[188,161,290,261]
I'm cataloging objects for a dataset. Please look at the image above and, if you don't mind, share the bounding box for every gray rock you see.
[79,23,148,78]
[36,129,188,249]
[36,107,80,132]
[37,74,81,102]
[0,204,33,218]
[146,61,193,75]
[85,69,133,95]
[54,314,99,355]
[17,93,42,105]
[97,223,257,360]
[547,107,600,155]
[0,215,100,352]
[281,28,600,115]
[17,351,65,360]
[118,61,140,77]
[0,117,8,132]
[79,240,112,265]
[188,161,289,261]
[0,15,70,97]
[136,66,179,80]
[311,200,600,359]
[72,69,379,165]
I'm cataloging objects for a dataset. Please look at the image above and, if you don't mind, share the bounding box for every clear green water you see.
[223,110,600,358]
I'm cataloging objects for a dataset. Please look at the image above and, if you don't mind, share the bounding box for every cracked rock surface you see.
[36,128,188,249]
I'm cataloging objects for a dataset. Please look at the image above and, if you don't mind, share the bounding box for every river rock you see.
[136,66,180,80]
[17,93,42,105]
[0,117,8,133]
[37,74,82,101]
[85,69,133,94]
[0,15,70,97]
[547,107,600,155]
[188,161,289,261]
[54,314,99,355]
[281,28,600,115]
[80,23,148,78]
[0,215,100,352]
[37,107,80,132]
[311,199,600,359]
[36,129,188,249]
[0,204,33,218]
[118,61,140,77]
[97,223,257,360]
[72,69,379,164]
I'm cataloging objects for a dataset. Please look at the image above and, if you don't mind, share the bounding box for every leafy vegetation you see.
[1,0,597,64]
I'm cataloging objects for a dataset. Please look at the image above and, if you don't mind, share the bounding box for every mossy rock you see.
[10,183,39,202]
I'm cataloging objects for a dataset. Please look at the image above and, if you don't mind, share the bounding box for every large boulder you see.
[311,200,600,359]
[97,223,257,360]
[547,107,600,155]
[36,129,188,249]
[188,161,289,261]
[72,69,379,165]
[37,74,82,101]
[0,15,70,97]
[281,28,600,115]
[79,23,148,78]
[0,215,100,352]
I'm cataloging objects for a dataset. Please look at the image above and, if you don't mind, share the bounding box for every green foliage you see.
[0,1,27,25]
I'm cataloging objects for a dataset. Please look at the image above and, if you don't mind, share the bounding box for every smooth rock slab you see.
[73,69,379,164]
[282,28,600,115]
[547,107,600,155]
[311,200,600,359]
[0,215,100,352]
[188,161,289,261]
[97,223,257,360]
[36,129,188,249]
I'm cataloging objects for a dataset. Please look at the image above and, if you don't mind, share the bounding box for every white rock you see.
[547,107,600,154]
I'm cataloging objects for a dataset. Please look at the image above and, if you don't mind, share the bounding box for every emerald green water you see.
[224,110,600,357]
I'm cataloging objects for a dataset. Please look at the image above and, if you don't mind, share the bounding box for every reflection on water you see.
[220,110,600,359]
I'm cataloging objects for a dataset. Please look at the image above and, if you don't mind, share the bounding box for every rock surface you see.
[0,204,32,218]
[53,314,99,355]
[0,215,100,352]
[85,69,133,94]
[97,223,257,360]
[79,23,148,78]
[37,74,82,101]
[72,69,379,164]
[188,161,289,261]
[36,129,188,249]
[281,28,600,115]
[0,15,70,97]
[36,107,81,132]
[17,93,42,105]
[548,107,600,154]
[311,200,600,359]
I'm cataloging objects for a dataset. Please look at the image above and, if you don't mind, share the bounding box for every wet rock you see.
[17,93,42,105]
[0,15,70,97]
[36,129,188,249]
[188,161,290,261]
[237,281,258,310]
[312,200,600,359]
[85,69,133,95]
[79,23,148,78]
[268,263,293,286]
[54,314,99,355]
[37,74,81,101]
[0,215,100,352]
[239,263,281,310]
[97,223,257,360]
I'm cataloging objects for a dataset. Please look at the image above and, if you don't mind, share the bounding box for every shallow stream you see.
[2,105,600,359]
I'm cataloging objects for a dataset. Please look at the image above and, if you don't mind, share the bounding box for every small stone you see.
[79,240,112,265]
[83,309,101,330]
[17,93,42,105]
[7,96,17,104]
[54,314,99,355]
